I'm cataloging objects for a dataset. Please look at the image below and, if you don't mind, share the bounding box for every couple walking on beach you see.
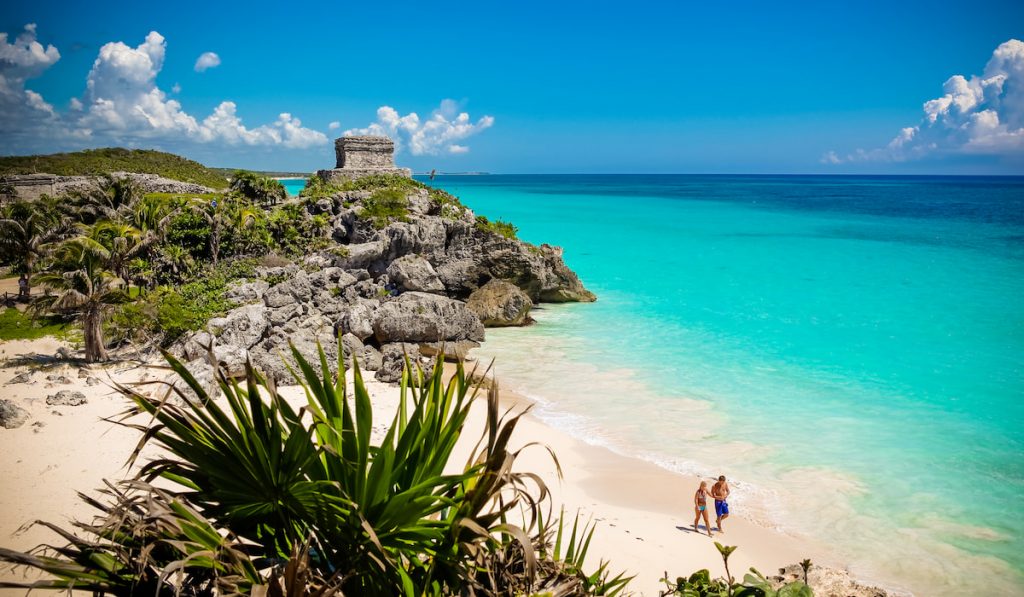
[693,475,730,537]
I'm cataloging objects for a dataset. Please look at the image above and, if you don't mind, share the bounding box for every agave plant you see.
[112,342,567,595]
[0,480,264,596]
[0,342,629,596]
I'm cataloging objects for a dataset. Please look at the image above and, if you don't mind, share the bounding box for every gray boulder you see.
[435,258,487,297]
[338,301,377,341]
[46,390,87,406]
[250,317,339,384]
[334,241,388,270]
[340,333,383,371]
[161,359,219,405]
[225,279,270,304]
[418,340,480,361]
[372,292,485,344]
[381,218,447,262]
[386,255,445,293]
[7,372,32,385]
[269,303,304,326]
[466,279,534,327]
[263,270,313,308]
[375,343,435,383]
[209,304,270,350]
[0,399,30,429]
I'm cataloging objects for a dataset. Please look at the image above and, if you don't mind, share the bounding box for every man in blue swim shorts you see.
[711,475,731,533]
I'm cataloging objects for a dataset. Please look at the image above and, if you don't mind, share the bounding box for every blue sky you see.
[1,0,1023,174]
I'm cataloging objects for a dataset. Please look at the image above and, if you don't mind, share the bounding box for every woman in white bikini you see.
[693,480,713,536]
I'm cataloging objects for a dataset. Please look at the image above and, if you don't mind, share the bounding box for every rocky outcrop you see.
[53,172,216,196]
[0,399,29,429]
[466,279,534,327]
[376,343,435,383]
[372,292,484,344]
[386,255,445,293]
[46,390,87,406]
[770,564,888,597]
[172,160,595,385]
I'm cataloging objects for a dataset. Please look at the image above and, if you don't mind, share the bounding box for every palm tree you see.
[74,174,144,223]
[127,193,179,241]
[87,221,154,287]
[190,196,260,264]
[230,171,286,207]
[0,201,73,294]
[33,238,130,362]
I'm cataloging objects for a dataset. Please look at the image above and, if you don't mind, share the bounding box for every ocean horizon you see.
[400,173,1024,596]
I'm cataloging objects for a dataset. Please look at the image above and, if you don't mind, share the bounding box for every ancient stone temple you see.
[316,136,412,183]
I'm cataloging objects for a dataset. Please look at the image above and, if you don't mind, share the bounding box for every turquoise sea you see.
[423,175,1024,596]
[280,178,306,196]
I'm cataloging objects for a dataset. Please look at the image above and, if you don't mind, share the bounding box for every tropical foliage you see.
[661,543,813,597]
[475,216,518,239]
[0,344,630,596]
[31,237,132,362]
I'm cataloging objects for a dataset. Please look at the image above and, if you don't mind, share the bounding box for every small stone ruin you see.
[316,136,412,183]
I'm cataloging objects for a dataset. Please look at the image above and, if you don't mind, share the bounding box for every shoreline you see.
[490,381,896,597]
[0,338,890,596]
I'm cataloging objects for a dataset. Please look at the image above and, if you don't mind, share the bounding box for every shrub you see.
[475,215,518,239]
[360,188,409,228]
[110,258,257,345]
[230,170,286,206]
[266,202,329,256]
[299,174,344,199]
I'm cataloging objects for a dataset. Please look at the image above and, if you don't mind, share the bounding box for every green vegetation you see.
[0,307,75,341]
[475,215,519,239]
[0,345,632,596]
[32,237,133,362]
[0,148,229,189]
[109,258,256,345]
[361,188,409,228]
[230,170,286,206]
[0,167,330,350]
[661,543,813,597]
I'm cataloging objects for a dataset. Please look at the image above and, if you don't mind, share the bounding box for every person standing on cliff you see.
[711,475,730,533]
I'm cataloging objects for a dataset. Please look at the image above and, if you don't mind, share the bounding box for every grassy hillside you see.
[0,148,229,189]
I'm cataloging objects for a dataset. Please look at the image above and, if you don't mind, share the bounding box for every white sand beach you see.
[0,338,877,596]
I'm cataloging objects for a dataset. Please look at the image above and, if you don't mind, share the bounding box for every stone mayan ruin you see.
[316,136,412,183]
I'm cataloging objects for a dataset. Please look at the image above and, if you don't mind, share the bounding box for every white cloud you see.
[0,26,327,152]
[344,99,494,155]
[194,51,220,72]
[171,82,181,94]
[328,120,340,130]
[0,23,63,136]
[826,39,1024,163]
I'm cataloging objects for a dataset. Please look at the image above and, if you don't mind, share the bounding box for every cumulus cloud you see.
[344,99,494,155]
[0,24,63,136]
[0,26,328,152]
[826,39,1024,163]
[194,51,220,72]
[328,120,340,130]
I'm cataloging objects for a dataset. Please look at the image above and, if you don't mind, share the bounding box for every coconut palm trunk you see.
[83,307,108,362]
